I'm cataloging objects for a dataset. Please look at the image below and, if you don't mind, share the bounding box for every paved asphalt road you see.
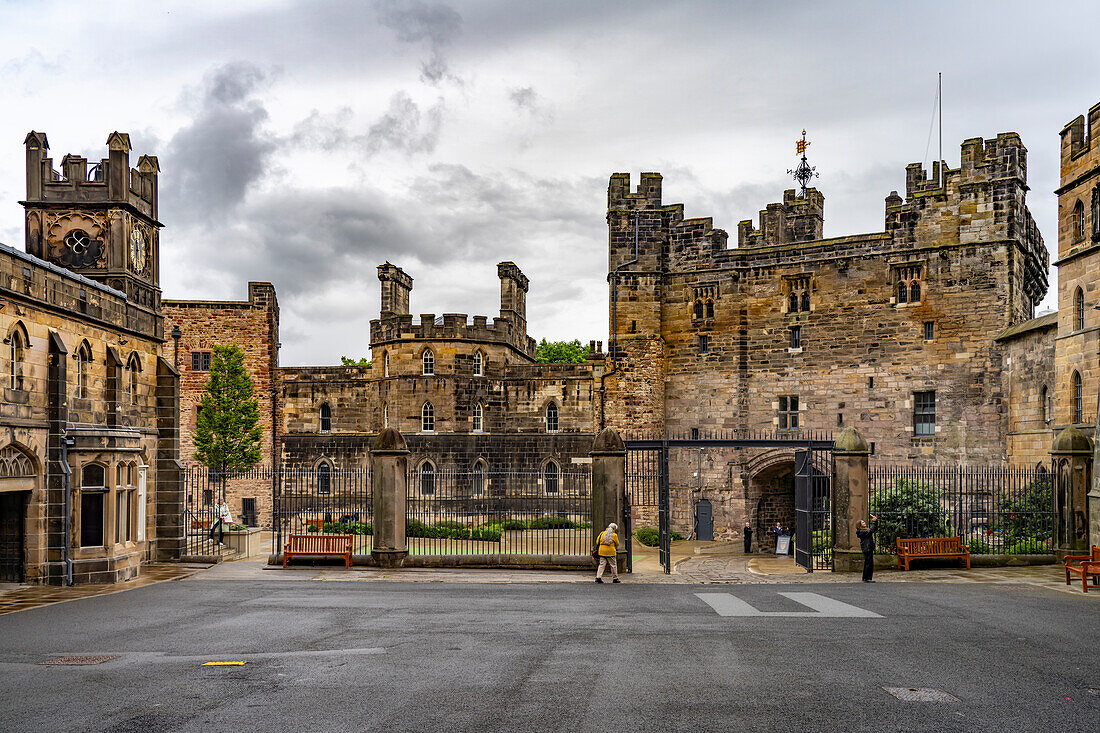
[0,578,1096,732]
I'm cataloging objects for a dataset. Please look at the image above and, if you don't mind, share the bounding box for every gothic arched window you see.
[127,354,141,406]
[788,292,799,313]
[543,460,560,496]
[1040,385,1049,424]
[472,402,483,433]
[471,460,487,497]
[317,461,332,495]
[75,341,92,399]
[694,300,705,320]
[422,402,435,433]
[705,300,714,319]
[422,349,434,375]
[545,402,559,433]
[320,402,332,433]
[8,325,26,391]
[1072,371,1083,424]
[473,350,483,377]
[1075,287,1086,331]
[1073,200,1085,241]
[418,461,435,496]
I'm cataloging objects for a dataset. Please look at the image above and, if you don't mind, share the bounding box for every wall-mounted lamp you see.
[170,325,182,370]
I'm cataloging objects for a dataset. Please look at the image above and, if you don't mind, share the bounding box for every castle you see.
[0,101,1096,583]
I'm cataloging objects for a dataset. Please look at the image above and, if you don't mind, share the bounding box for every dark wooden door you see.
[695,499,714,541]
[0,492,26,583]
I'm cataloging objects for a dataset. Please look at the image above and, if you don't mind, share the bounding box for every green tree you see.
[193,344,263,473]
[340,356,371,367]
[535,338,589,364]
[869,477,948,553]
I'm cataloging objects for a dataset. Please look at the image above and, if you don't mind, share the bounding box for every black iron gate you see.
[626,430,834,574]
[794,447,833,572]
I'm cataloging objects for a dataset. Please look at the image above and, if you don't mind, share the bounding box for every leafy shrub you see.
[576,522,592,529]
[967,538,992,554]
[405,519,500,542]
[434,520,468,531]
[499,519,529,531]
[306,524,320,533]
[1006,537,1048,555]
[469,525,502,542]
[634,527,659,546]
[1001,475,1053,544]
[321,521,372,535]
[670,531,684,541]
[870,477,948,553]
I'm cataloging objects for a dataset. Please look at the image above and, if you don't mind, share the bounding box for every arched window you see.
[317,462,332,495]
[897,282,907,304]
[422,402,435,432]
[800,291,810,312]
[788,292,798,313]
[382,402,389,429]
[418,461,435,496]
[80,463,106,547]
[127,354,141,406]
[705,300,715,319]
[545,402,559,433]
[472,402,483,433]
[1073,200,1085,241]
[8,326,26,391]
[694,300,705,320]
[422,349,434,375]
[1073,371,1083,424]
[75,341,92,399]
[1040,385,1049,424]
[471,460,487,497]
[910,282,921,303]
[1074,287,1086,331]
[320,402,332,433]
[383,352,390,377]
[473,350,483,377]
[543,460,560,496]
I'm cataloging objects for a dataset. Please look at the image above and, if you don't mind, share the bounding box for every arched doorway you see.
[749,461,795,553]
[0,443,37,583]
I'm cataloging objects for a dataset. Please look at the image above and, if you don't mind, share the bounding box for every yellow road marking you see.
[202,661,247,666]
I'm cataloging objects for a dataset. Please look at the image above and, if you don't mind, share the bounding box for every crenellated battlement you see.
[1060,102,1100,165]
[608,172,664,210]
[737,188,824,248]
[22,131,160,223]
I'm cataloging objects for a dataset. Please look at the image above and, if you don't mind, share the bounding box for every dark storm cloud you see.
[376,0,462,84]
[163,62,276,224]
[292,92,444,156]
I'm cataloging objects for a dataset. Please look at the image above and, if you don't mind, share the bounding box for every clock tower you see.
[21,131,162,318]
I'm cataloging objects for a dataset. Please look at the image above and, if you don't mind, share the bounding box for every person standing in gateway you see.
[856,515,879,582]
[743,522,753,553]
[594,523,620,583]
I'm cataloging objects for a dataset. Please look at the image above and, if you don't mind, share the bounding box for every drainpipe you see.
[600,211,641,429]
[61,435,74,586]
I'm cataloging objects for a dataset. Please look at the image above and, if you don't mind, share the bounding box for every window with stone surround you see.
[382,402,388,428]
[191,350,211,372]
[7,322,26,391]
[75,340,92,399]
[913,391,936,436]
[789,326,801,350]
[471,460,487,497]
[923,321,935,341]
[692,285,717,322]
[421,349,434,376]
[79,463,106,547]
[319,402,332,433]
[894,265,922,305]
[1092,187,1100,239]
[1073,200,1085,241]
[317,462,331,495]
[778,395,799,430]
[1072,371,1083,424]
[785,276,811,313]
[383,352,389,377]
[472,402,484,433]
[1041,385,1050,424]
[542,460,560,496]
[418,461,435,496]
[127,353,141,406]
[422,402,435,432]
[1074,287,1085,331]
[473,350,484,377]
[698,334,709,355]
[545,401,559,433]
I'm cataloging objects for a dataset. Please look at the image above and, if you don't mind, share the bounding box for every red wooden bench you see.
[896,537,970,571]
[1064,545,1100,593]
[283,534,354,568]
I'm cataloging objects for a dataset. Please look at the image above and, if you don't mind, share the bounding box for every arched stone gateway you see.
[747,460,796,553]
[0,443,39,583]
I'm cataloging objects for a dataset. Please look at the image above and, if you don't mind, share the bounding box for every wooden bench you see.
[1064,545,1100,593]
[282,534,354,568]
[896,537,970,571]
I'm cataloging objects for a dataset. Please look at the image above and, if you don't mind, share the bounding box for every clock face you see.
[129,227,147,273]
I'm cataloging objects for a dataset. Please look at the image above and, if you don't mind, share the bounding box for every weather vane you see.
[787,129,819,198]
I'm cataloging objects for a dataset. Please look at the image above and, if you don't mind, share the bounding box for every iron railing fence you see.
[869,464,1055,555]
[276,468,373,554]
[405,468,592,556]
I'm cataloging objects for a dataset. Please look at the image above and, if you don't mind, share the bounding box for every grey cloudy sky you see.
[0,0,1095,365]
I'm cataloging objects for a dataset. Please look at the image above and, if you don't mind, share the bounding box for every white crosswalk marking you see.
[695,591,882,618]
